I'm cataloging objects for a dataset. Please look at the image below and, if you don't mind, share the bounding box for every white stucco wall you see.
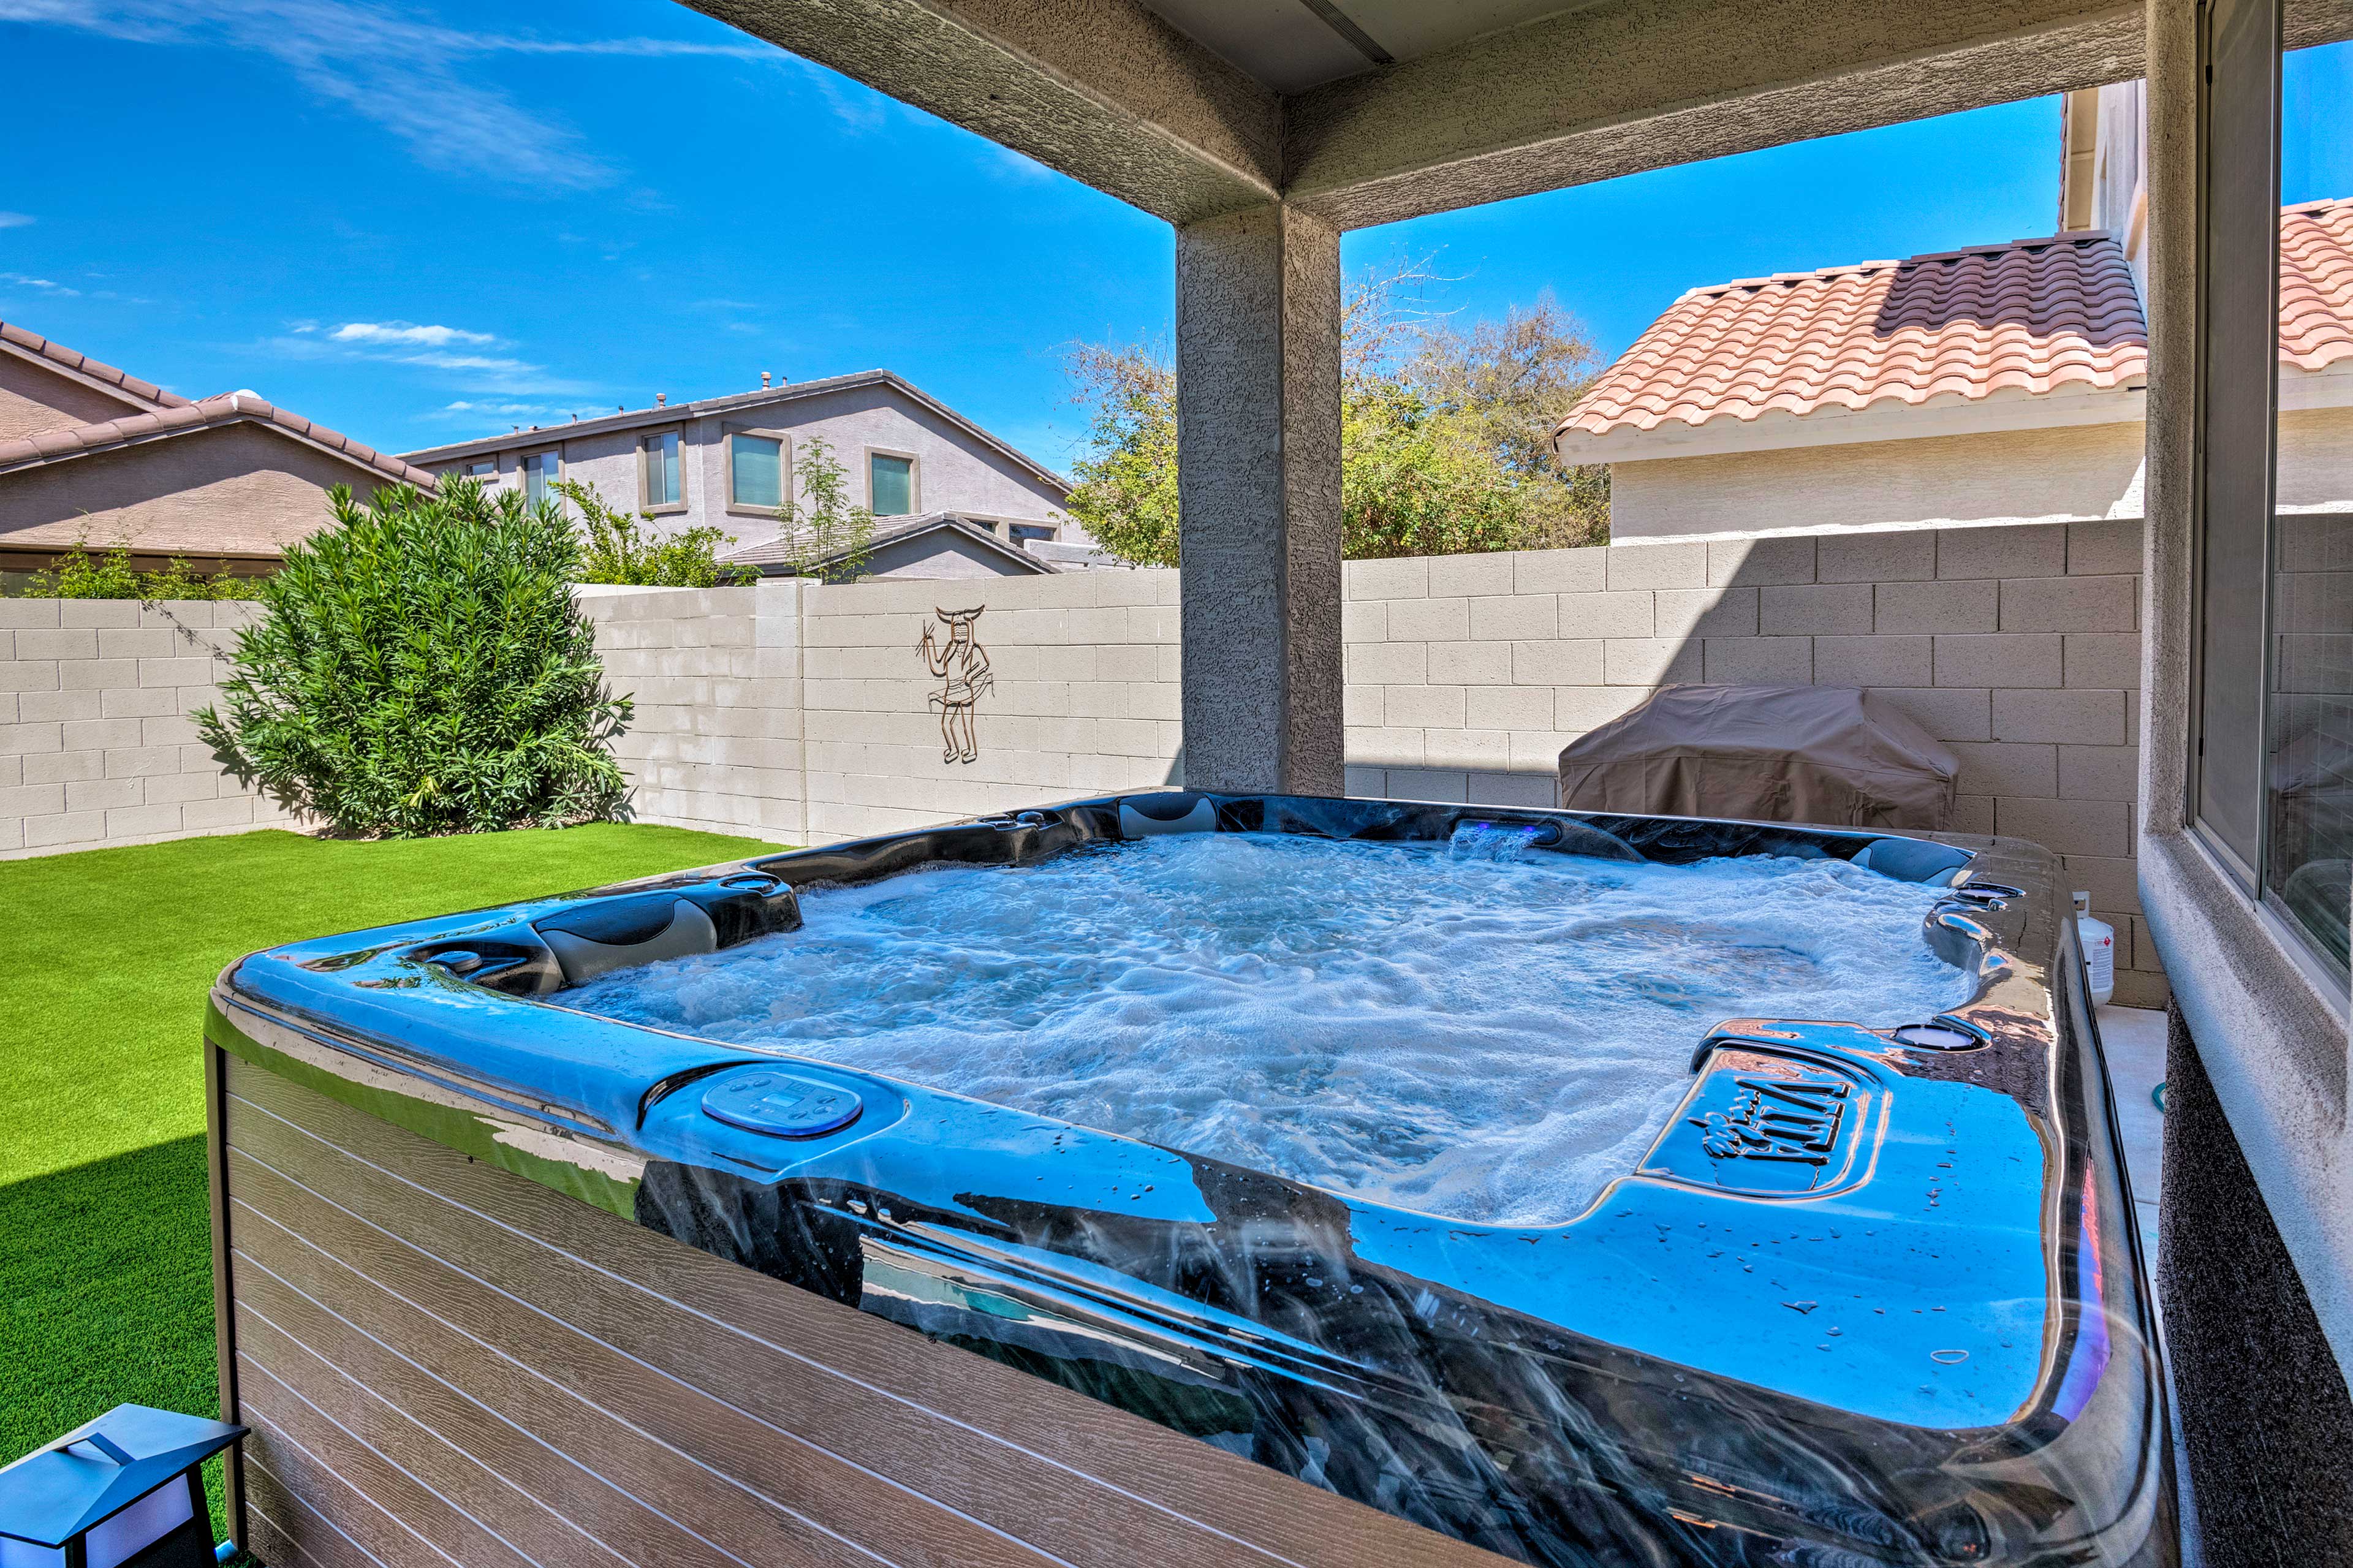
[1608,421,2149,541]
[1606,404,2353,542]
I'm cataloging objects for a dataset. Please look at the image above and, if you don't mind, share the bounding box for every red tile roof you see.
[2282,197,2353,373]
[0,390,438,487]
[1560,199,2353,444]
[0,319,191,411]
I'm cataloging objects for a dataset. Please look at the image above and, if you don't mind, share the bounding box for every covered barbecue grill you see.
[1558,684,1960,830]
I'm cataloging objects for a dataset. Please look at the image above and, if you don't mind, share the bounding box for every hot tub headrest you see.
[1851,836,1972,885]
[532,876,801,987]
[1119,793,1219,838]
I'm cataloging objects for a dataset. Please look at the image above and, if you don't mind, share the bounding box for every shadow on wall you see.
[1336,521,2165,1003]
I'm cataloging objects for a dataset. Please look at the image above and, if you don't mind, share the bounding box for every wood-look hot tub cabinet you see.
[202,791,2178,1568]
[202,1036,1491,1568]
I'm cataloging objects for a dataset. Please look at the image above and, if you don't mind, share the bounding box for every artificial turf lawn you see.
[0,824,779,1542]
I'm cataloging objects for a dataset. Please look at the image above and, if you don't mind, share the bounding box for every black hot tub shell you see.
[204,792,2175,1568]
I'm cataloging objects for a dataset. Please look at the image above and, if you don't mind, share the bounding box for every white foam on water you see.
[564,833,1971,1224]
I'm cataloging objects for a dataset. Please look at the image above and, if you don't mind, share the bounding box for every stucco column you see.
[1174,203,1344,796]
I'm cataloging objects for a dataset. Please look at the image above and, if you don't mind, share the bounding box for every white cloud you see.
[432,399,575,422]
[0,1,797,190]
[260,330,601,398]
[0,212,34,229]
[0,271,80,295]
[330,320,495,347]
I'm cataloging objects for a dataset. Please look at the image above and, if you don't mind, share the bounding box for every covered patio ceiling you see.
[690,0,2173,229]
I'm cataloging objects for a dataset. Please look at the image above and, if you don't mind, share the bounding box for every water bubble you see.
[570,833,1966,1224]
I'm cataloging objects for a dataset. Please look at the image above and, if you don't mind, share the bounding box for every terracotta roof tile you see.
[0,391,438,487]
[2281,198,2353,374]
[0,319,191,410]
[1561,201,2353,444]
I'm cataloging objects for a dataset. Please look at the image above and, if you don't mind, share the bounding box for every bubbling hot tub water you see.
[564,830,1969,1224]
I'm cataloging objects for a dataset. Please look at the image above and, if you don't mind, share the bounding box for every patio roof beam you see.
[686,0,1282,224]
[1281,0,2151,229]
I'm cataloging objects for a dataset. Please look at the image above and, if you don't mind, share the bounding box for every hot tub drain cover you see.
[702,1069,863,1138]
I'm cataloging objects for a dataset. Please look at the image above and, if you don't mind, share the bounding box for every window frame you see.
[864,446,920,517]
[2183,0,2352,988]
[2186,0,2286,890]
[460,457,498,483]
[520,446,564,509]
[724,425,791,518]
[638,427,688,515]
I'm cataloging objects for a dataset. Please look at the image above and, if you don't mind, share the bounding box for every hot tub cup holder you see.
[1890,1018,1991,1051]
[975,808,1061,831]
[1947,882,2025,908]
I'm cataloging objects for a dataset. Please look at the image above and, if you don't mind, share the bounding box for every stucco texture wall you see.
[0,422,387,559]
[0,352,150,442]
[433,382,1077,555]
[1606,405,2353,542]
[1608,421,2148,540]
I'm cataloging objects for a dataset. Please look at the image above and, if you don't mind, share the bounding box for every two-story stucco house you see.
[400,370,1083,576]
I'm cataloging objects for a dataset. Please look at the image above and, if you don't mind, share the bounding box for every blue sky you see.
[4,2,2348,472]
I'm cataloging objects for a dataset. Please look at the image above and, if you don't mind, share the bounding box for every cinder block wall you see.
[3,523,2162,1004]
[0,598,291,859]
[1341,520,2160,1004]
[798,569,1181,842]
[575,581,806,845]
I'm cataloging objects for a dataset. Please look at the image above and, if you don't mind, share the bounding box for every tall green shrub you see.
[196,479,634,837]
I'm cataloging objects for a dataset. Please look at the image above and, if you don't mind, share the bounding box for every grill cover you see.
[1558,684,1959,830]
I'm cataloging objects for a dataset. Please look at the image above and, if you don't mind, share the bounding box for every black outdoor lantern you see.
[0,1405,244,1568]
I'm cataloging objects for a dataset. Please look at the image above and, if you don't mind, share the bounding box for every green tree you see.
[558,479,754,587]
[195,477,633,837]
[1062,268,1610,564]
[775,435,878,578]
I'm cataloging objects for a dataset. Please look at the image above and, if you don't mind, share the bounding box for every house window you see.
[2189,9,2353,975]
[730,434,783,509]
[523,449,561,507]
[462,459,495,481]
[1009,523,1056,545]
[870,453,914,516]
[642,430,683,508]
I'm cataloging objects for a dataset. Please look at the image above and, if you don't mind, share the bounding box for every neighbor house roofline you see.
[398,369,1072,494]
[0,390,440,488]
[1558,198,2353,464]
[722,510,1059,576]
[1,320,193,413]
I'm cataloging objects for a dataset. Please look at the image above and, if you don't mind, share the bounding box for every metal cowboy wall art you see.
[917,605,991,763]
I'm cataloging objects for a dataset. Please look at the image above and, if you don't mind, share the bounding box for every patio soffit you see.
[687,0,2183,229]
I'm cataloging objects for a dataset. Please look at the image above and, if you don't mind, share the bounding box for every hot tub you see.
[203,792,2175,1568]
